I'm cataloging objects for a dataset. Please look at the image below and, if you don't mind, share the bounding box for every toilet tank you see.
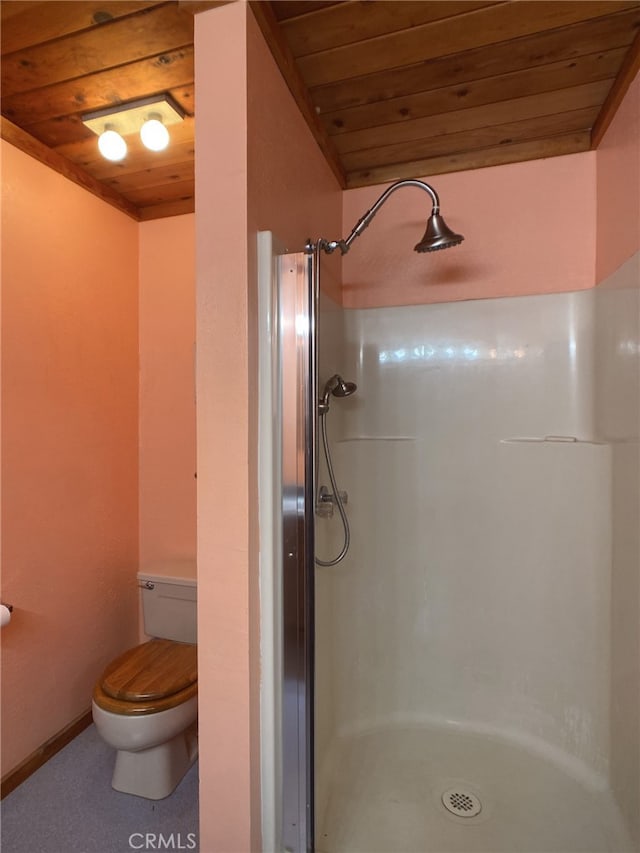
[137,560,197,644]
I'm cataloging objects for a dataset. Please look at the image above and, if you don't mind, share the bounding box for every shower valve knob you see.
[318,485,348,505]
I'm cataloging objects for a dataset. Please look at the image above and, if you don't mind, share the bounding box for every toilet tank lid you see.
[137,560,196,587]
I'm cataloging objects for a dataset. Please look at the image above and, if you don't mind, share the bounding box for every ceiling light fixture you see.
[82,95,185,161]
[97,124,127,162]
[140,113,170,151]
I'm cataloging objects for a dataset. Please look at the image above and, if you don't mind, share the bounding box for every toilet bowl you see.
[92,563,198,800]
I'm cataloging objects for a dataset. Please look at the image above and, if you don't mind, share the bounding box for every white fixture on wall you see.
[81,95,185,161]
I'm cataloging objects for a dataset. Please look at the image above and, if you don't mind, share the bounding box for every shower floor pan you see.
[316,724,632,853]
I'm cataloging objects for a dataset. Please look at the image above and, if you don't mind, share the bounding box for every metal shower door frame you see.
[278,250,316,852]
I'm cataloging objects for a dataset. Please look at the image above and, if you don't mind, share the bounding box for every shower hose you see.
[316,410,350,566]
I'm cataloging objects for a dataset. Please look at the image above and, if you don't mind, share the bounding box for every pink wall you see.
[195,6,253,849]
[342,152,596,309]
[246,19,343,304]
[596,71,640,283]
[1,140,139,775]
[342,74,640,309]
[138,215,196,570]
[195,3,342,849]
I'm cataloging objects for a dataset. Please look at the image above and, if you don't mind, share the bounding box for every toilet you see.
[92,561,197,800]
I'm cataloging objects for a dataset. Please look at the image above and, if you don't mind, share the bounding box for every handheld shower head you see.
[330,375,357,397]
[319,374,357,413]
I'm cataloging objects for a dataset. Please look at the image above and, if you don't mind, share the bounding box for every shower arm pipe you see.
[320,179,440,255]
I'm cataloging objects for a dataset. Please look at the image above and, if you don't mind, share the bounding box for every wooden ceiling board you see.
[2,0,639,220]
[0,1,37,20]
[282,1,502,57]
[340,106,600,171]
[321,52,623,135]
[2,47,194,129]
[295,1,636,87]
[592,23,640,144]
[104,159,194,193]
[136,197,195,220]
[71,145,196,187]
[309,8,640,113]
[334,83,611,154]
[1,3,191,97]
[271,1,342,21]
[0,2,155,53]
[126,177,193,207]
[347,130,593,186]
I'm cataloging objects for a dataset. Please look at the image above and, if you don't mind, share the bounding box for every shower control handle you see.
[318,485,348,505]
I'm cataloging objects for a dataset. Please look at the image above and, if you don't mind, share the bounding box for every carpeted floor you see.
[1,724,199,853]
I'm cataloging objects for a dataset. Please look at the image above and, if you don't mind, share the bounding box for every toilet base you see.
[111,721,198,800]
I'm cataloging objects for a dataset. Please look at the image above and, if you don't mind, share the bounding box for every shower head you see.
[414,212,465,252]
[319,374,357,413]
[330,375,357,397]
[318,179,464,256]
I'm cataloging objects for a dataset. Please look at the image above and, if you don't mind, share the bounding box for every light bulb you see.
[140,116,169,151]
[98,127,127,162]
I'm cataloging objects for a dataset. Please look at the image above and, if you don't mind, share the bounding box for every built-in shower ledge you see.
[500,436,607,444]
[337,435,415,442]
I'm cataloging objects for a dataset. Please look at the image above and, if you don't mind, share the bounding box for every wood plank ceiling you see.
[1,0,198,221]
[254,0,640,188]
[2,1,640,221]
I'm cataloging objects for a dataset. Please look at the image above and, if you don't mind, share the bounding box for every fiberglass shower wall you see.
[593,254,640,844]
[314,274,640,846]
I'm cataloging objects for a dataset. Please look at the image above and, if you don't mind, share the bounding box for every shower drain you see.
[441,787,482,818]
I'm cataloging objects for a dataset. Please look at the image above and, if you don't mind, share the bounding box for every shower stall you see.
[260,181,639,851]
[313,279,639,853]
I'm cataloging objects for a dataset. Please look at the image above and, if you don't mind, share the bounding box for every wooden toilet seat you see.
[93,638,197,716]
